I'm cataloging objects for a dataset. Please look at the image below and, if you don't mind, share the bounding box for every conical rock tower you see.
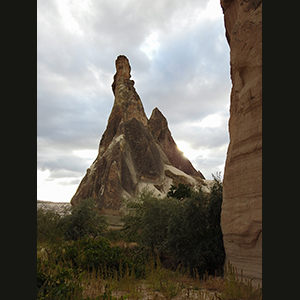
[71,55,205,215]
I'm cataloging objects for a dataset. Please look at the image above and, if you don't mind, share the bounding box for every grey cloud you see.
[170,111,230,149]
[193,155,226,179]
[91,0,209,38]
[58,179,81,186]
[136,19,230,123]
[37,0,230,196]
[38,154,90,179]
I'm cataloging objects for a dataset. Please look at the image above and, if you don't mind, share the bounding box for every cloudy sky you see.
[37,0,231,202]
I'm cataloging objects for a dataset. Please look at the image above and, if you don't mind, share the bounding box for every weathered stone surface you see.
[148,107,205,179]
[71,55,204,215]
[220,0,262,286]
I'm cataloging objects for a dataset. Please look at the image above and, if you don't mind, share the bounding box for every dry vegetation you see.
[37,241,261,300]
[37,179,261,299]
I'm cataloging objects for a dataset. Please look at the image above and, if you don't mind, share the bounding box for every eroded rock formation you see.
[71,55,205,216]
[148,108,205,179]
[220,0,262,285]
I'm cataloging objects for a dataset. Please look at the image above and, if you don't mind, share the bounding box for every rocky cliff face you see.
[148,108,205,180]
[71,55,205,215]
[220,0,262,285]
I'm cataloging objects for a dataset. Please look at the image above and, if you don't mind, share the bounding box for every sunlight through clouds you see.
[140,32,160,59]
[176,141,210,161]
[57,0,83,35]
[195,114,222,128]
[203,0,223,20]
[56,0,93,35]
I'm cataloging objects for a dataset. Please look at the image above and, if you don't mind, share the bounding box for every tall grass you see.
[37,240,262,300]
[37,186,261,299]
[221,261,262,300]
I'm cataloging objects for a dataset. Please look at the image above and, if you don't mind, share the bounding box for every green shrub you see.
[61,198,108,241]
[37,209,64,244]
[167,183,192,199]
[37,198,108,245]
[37,257,83,300]
[57,236,123,274]
[122,190,177,253]
[121,244,152,279]
[167,173,225,276]
[39,235,152,285]
[122,173,225,277]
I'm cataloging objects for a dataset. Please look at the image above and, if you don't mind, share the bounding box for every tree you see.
[166,190,209,273]
[166,172,225,276]
[37,209,64,243]
[61,198,108,240]
[122,174,225,276]
[122,189,177,253]
[205,172,225,275]
[167,183,192,200]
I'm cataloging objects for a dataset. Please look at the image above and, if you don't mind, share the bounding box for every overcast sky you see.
[37,0,231,202]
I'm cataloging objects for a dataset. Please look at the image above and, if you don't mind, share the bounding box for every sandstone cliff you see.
[220,0,262,286]
[71,55,205,215]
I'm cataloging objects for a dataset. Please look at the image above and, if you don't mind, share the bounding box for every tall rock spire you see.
[71,55,205,215]
[112,55,131,94]
[99,55,148,156]
[111,56,146,124]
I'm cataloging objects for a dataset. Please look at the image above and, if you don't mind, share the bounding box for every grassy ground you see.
[37,239,262,300]
[80,266,261,300]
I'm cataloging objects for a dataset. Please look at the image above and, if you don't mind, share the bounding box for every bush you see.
[37,256,83,300]
[37,209,64,244]
[61,198,108,241]
[167,183,192,199]
[167,173,225,276]
[39,235,152,283]
[59,236,124,274]
[122,173,225,277]
[122,190,178,253]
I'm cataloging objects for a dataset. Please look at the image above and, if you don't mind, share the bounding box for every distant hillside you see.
[37,200,71,216]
